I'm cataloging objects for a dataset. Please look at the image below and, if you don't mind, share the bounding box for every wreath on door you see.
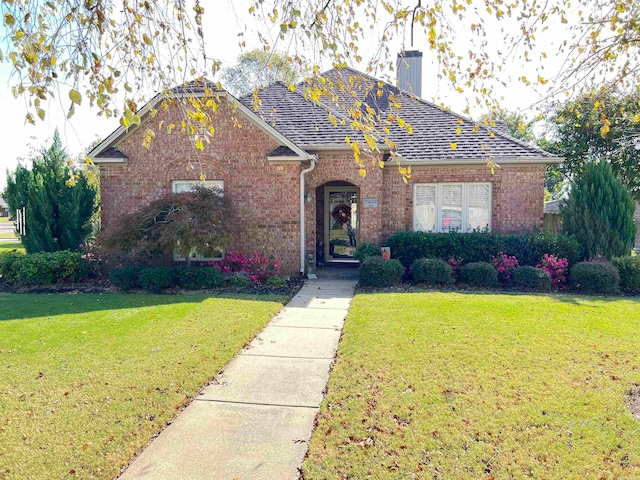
[332,204,351,225]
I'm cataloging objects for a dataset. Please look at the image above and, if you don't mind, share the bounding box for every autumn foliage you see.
[101,186,229,265]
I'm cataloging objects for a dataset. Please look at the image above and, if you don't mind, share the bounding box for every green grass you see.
[303,292,640,479]
[0,293,285,479]
[0,242,23,252]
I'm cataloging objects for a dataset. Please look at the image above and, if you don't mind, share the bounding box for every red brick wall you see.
[99,102,302,274]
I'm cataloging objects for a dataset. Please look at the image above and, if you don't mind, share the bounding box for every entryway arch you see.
[315,181,360,265]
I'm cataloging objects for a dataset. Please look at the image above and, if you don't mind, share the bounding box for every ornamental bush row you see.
[359,255,640,294]
[109,265,289,292]
[387,231,582,268]
[0,250,89,286]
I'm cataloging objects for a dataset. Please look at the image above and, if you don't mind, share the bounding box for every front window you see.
[171,179,225,261]
[414,182,491,232]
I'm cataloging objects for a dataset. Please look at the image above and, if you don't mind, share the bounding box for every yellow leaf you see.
[633,113,640,123]
[69,89,82,105]
[36,108,45,121]
[450,143,458,150]
[457,118,464,125]
[143,33,153,45]
[287,84,296,92]
[455,127,462,135]
[600,124,610,138]
[195,138,204,150]
[359,168,367,177]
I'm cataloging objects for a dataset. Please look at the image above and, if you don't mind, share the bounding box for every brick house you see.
[90,60,561,275]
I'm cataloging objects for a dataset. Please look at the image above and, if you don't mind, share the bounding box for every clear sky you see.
[0,1,570,190]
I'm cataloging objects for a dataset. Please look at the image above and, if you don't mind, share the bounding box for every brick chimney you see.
[396,50,423,97]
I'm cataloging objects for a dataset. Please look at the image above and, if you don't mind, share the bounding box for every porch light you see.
[305,190,313,204]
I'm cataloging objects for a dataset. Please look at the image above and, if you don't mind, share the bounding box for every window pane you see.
[414,185,436,231]
[467,184,490,231]
[172,180,224,193]
[441,184,462,231]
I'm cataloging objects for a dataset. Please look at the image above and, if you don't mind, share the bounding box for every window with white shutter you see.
[413,182,491,233]
[414,184,437,232]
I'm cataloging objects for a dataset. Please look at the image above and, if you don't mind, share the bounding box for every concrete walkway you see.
[119,268,358,480]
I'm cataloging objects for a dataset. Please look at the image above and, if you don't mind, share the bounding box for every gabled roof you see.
[88,79,310,163]
[242,67,559,164]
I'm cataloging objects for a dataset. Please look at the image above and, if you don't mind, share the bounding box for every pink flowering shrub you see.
[448,257,463,281]
[587,254,609,263]
[536,254,569,289]
[491,251,519,284]
[210,251,281,284]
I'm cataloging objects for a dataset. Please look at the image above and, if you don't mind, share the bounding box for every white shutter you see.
[467,183,491,231]
[414,184,436,232]
[441,184,463,231]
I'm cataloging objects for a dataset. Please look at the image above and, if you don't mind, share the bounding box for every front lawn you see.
[0,293,285,479]
[0,242,22,252]
[303,293,640,479]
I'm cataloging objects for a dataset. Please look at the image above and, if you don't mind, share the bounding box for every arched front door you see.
[324,186,359,262]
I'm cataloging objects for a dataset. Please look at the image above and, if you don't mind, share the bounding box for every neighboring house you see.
[90,52,561,275]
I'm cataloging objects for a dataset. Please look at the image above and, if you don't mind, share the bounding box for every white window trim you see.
[413,182,492,233]
[171,179,225,262]
[172,179,224,193]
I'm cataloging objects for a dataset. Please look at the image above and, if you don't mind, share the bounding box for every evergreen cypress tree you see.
[562,161,636,259]
[3,131,97,253]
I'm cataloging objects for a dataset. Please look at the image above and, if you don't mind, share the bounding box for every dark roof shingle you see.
[241,67,556,162]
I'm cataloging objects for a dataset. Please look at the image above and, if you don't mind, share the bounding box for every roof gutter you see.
[300,154,318,276]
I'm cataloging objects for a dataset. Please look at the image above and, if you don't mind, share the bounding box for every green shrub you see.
[562,161,636,259]
[177,267,225,290]
[229,275,250,288]
[138,267,177,293]
[411,258,454,285]
[354,243,381,262]
[0,251,26,283]
[386,230,585,268]
[109,265,143,290]
[513,266,551,292]
[359,256,404,287]
[528,231,582,266]
[569,261,620,294]
[11,251,89,286]
[611,256,640,293]
[265,275,287,287]
[459,262,499,287]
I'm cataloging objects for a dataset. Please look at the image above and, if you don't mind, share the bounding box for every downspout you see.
[300,154,318,275]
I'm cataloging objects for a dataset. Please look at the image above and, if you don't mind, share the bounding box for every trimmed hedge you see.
[354,243,381,262]
[0,250,89,286]
[265,275,287,287]
[412,258,454,285]
[569,262,620,294]
[359,256,404,287]
[611,256,640,293]
[177,267,225,290]
[109,265,143,290]
[513,266,551,292]
[386,231,582,267]
[0,251,26,283]
[138,267,177,293]
[459,262,499,287]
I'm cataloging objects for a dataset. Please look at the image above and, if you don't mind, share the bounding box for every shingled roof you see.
[241,67,557,163]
